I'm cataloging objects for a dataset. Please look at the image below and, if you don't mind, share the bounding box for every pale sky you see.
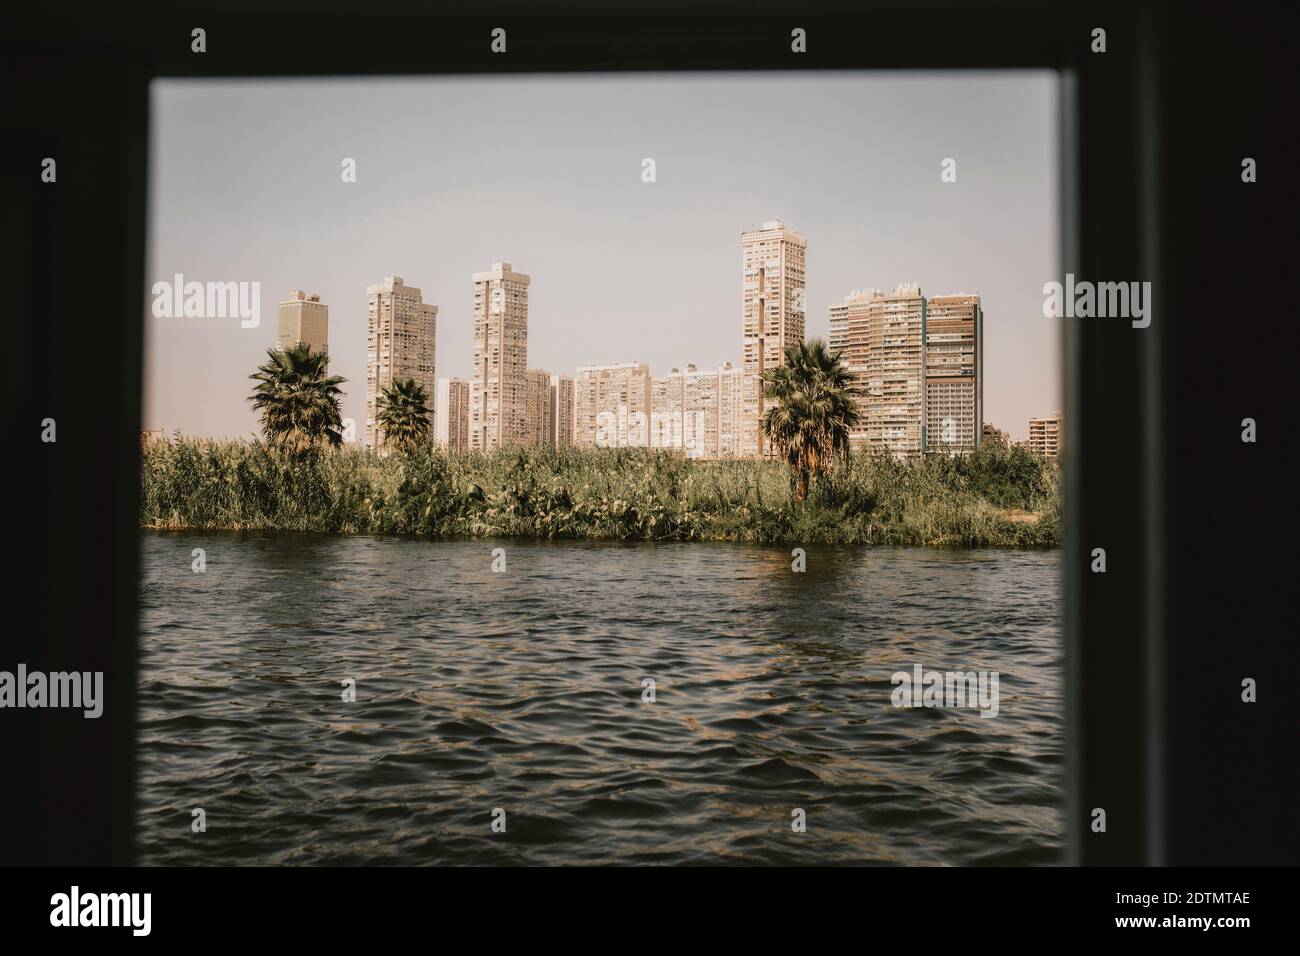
[145,71,1061,442]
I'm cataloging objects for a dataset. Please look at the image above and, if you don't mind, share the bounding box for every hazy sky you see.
[145,71,1060,441]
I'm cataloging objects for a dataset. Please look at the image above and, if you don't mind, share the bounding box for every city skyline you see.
[144,72,1060,442]
[161,255,1058,459]
[261,223,1006,459]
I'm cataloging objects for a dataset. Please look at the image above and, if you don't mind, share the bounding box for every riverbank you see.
[140,439,1061,547]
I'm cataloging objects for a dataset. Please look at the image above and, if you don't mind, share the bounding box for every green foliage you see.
[375,378,432,455]
[247,343,346,452]
[141,439,1061,547]
[761,339,860,500]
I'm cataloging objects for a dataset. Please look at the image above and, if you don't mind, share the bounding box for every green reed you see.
[141,438,1061,547]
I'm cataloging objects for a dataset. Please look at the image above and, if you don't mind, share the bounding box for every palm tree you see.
[375,377,432,455]
[761,339,860,501]
[247,343,346,453]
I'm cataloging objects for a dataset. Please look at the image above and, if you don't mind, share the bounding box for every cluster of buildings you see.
[981,412,1063,459]
[267,219,1062,460]
[827,284,984,456]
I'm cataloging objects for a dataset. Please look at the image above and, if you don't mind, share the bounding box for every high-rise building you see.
[924,294,983,454]
[741,220,807,457]
[365,276,437,450]
[277,290,329,355]
[828,289,876,450]
[829,285,926,457]
[548,374,575,447]
[870,284,926,457]
[471,262,531,451]
[525,369,551,446]
[1028,412,1062,459]
[434,377,470,452]
[982,422,1010,449]
[574,362,652,448]
[717,362,755,458]
[650,363,722,458]
[684,365,723,458]
[651,373,674,447]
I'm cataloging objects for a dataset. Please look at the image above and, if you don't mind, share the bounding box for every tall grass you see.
[141,439,1061,547]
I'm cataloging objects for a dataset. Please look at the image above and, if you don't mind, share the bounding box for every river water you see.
[137,532,1063,865]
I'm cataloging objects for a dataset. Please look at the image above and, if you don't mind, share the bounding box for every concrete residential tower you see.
[548,373,575,447]
[828,289,875,450]
[435,377,470,452]
[828,285,927,457]
[277,290,328,355]
[365,276,437,450]
[833,287,984,456]
[867,285,927,457]
[741,221,806,457]
[1028,412,1062,459]
[649,362,747,458]
[924,294,983,454]
[574,362,652,448]
[470,262,531,450]
[526,369,551,446]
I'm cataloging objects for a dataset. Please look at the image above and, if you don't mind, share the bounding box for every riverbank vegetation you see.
[141,339,1059,546]
[140,440,1060,547]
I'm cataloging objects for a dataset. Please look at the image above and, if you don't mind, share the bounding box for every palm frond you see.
[248,343,346,454]
[759,338,859,500]
[375,378,432,455]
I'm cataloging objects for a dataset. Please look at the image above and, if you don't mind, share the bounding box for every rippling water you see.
[137,532,1062,865]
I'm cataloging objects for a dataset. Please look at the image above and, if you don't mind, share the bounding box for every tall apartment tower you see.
[870,285,926,457]
[650,369,683,454]
[1028,412,1062,459]
[924,294,983,454]
[573,362,652,448]
[651,367,691,456]
[828,285,926,457]
[828,289,875,450]
[549,374,575,447]
[471,262,531,450]
[434,377,470,452]
[741,220,807,457]
[278,290,329,355]
[365,276,437,450]
[525,369,551,446]
[717,362,753,458]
